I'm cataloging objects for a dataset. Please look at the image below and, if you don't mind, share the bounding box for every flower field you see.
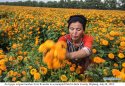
[0,5,125,82]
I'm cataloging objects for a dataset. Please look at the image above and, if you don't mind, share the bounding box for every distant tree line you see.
[0,0,125,10]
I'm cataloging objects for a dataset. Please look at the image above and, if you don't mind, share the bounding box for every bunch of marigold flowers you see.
[38,40,67,69]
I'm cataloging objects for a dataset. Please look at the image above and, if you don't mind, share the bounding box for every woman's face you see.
[69,21,84,42]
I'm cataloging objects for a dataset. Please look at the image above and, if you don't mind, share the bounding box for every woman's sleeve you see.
[83,35,94,49]
[58,36,66,42]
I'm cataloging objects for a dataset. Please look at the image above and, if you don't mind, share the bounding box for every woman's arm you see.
[67,47,91,59]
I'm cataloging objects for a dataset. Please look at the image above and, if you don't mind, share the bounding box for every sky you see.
[0,0,60,2]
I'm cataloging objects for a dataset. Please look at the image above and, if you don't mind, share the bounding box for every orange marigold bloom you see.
[0,55,6,59]
[101,40,109,46]
[112,69,121,77]
[22,71,26,76]
[70,66,75,72]
[0,64,6,71]
[93,56,105,64]
[108,53,114,59]
[92,49,97,54]
[39,67,47,75]
[60,75,68,82]
[114,63,118,67]
[120,42,125,47]
[34,72,41,80]
[12,43,18,49]
[12,77,17,82]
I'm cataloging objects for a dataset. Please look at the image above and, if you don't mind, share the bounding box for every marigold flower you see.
[38,43,48,54]
[93,56,105,64]
[30,69,37,75]
[60,75,68,82]
[118,53,125,59]
[122,62,125,68]
[92,49,97,54]
[8,70,14,77]
[22,71,26,76]
[39,67,47,75]
[114,63,118,67]
[12,77,17,82]
[108,53,114,59]
[34,72,41,80]
[112,69,120,77]
[101,40,108,46]
[70,66,75,72]
[120,42,125,47]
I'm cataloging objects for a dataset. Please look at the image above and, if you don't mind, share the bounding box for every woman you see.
[58,15,94,73]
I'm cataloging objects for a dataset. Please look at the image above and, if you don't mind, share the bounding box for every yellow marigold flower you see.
[30,69,37,75]
[38,43,48,54]
[44,40,55,49]
[34,72,41,80]
[8,70,14,77]
[118,53,125,59]
[108,53,114,59]
[120,42,125,47]
[92,49,97,54]
[93,56,105,64]
[60,75,68,82]
[101,40,108,46]
[39,67,47,75]
[112,69,121,77]
[122,62,125,68]
[109,31,116,36]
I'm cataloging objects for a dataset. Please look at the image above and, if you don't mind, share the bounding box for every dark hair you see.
[67,15,87,31]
